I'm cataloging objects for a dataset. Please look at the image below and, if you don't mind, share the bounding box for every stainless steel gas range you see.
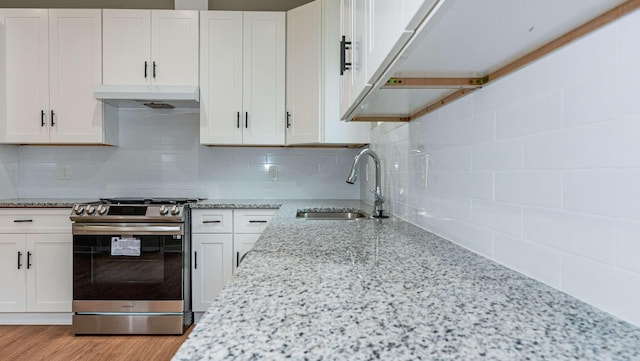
[70,198,198,335]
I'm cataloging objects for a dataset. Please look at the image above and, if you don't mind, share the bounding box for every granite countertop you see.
[173,200,640,360]
[0,198,97,208]
[191,199,283,209]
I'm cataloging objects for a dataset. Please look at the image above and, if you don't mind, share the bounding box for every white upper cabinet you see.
[0,9,114,145]
[286,0,369,145]
[365,0,414,84]
[103,9,199,86]
[200,11,285,146]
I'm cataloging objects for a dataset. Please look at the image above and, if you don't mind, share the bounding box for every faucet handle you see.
[369,189,385,202]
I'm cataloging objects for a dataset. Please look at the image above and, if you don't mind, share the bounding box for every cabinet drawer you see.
[233,209,277,234]
[0,209,71,233]
[191,209,233,233]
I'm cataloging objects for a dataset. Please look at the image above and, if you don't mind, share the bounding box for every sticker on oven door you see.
[111,237,141,256]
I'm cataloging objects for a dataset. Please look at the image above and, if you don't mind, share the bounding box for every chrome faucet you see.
[346,148,388,218]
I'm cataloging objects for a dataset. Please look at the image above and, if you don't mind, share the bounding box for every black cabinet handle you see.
[237,112,240,128]
[13,219,33,223]
[249,220,268,223]
[17,251,22,269]
[340,35,352,75]
[202,220,221,224]
[27,251,32,269]
[238,252,248,267]
[245,112,248,128]
[194,251,198,269]
[286,112,291,128]
[236,251,239,268]
[41,110,45,127]
[51,110,55,126]
[144,61,148,78]
[153,61,156,78]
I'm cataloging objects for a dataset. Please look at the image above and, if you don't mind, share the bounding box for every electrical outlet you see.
[268,165,278,181]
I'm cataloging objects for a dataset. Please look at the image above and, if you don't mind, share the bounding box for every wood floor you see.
[0,325,192,361]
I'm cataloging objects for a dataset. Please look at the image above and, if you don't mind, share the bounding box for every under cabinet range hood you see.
[94,85,200,108]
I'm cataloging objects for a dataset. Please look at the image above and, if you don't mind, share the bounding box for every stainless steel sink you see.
[296,211,368,220]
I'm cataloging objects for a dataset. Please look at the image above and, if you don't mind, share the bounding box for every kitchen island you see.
[174,200,640,360]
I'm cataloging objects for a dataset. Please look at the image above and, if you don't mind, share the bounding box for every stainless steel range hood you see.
[94,85,200,108]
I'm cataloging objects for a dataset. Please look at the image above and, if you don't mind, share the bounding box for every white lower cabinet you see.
[191,233,233,312]
[191,208,277,313]
[0,209,72,314]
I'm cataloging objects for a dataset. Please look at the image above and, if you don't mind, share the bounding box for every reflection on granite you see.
[173,200,640,360]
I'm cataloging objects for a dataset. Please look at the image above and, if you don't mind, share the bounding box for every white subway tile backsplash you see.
[453,112,495,146]
[564,170,640,221]
[493,233,562,288]
[562,254,640,327]
[563,65,640,128]
[523,207,616,264]
[429,171,493,200]
[471,199,522,237]
[472,138,523,171]
[616,220,640,274]
[619,11,640,65]
[524,122,617,169]
[495,171,562,208]
[16,110,361,200]
[429,147,471,172]
[495,91,562,139]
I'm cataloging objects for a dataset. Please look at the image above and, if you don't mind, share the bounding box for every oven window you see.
[73,235,184,300]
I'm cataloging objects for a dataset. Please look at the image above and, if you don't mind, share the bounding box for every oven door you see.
[72,223,185,301]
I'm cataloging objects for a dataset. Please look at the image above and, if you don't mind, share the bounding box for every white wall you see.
[364,10,640,327]
[17,108,360,199]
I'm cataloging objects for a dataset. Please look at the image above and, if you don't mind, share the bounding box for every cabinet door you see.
[365,0,407,84]
[0,9,50,144]
[151,10,199,86]
[25,234,72,312]
[199,11,244,145]
[339,0,353,118]
[242,12,286,145]
[49,9,103,144]
[351,0,370,104]
[192,233,233,312]
[103,9,151,85]
[286,1,321,145]
[233,233,259,274]
[0,235,26,312]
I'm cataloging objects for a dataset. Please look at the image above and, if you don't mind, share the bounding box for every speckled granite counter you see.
[0,198,97,208]
[191,199,282,209]
[175,199,640,360]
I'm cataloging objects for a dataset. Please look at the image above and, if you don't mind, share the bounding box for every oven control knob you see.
[86,206,96,215]
[159,205,169,216]
[170,206,180,216]
[73,205,85,215]
[98,205,107,215]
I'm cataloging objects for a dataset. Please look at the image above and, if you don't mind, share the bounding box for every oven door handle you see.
[72,223,183,235]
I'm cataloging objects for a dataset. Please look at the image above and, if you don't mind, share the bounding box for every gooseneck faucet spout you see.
[346,148,388,218]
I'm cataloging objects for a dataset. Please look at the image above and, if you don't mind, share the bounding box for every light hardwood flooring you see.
[0,325,192,361]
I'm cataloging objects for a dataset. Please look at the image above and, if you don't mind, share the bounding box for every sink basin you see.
[296,211,368,220]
